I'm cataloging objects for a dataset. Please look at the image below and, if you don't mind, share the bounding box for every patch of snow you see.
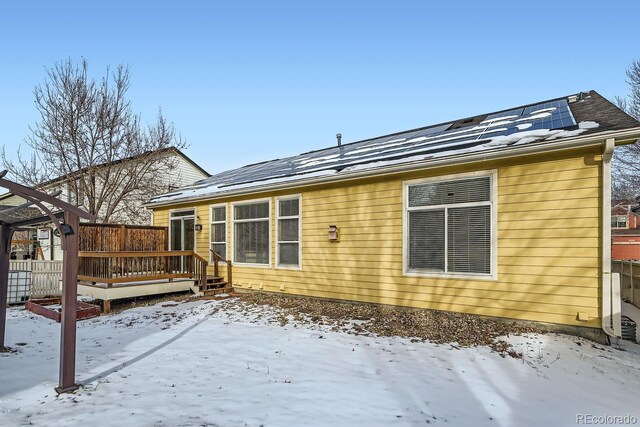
[343,139,408,156]
[150,169,338,202]
[516,123,533,130]
[479,115,519,124]
[0,300,639,426]
[516,111,553,122]
[484,120,514,128]
[579,121,600,130]
[528,107,557,115]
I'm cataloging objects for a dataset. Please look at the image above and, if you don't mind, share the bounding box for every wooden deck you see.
[77,249,232,312]
[74,225,233,313]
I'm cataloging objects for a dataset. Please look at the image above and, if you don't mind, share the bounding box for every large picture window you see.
[277,196,301,268]
[405,173,495,277]
[210,205,227,261]
[233,200,270,265]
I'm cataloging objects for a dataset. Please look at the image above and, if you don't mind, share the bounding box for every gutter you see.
[145,127,640,208]
[602,138,622,338]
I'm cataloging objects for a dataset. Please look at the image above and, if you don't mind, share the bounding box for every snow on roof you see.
[149,95,605,204]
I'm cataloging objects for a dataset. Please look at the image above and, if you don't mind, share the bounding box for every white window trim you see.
[231,197,272,268]
[209,203,228,261]
[612,215,629,229]
[402,170,498,281]
[168,208,196,252]
[275,194,302,270]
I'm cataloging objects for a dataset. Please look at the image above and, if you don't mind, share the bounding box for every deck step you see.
[202,286,234,296]
[206,276,225,284]
[201,281,228,291]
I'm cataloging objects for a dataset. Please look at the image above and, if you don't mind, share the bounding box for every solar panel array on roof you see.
[151,97,581,203]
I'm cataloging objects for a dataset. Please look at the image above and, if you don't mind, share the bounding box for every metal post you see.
[0,224,10,348]
[630,260,635,305]
[56,211,79,393]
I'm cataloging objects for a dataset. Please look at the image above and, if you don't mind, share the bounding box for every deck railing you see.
[78,250,206,286]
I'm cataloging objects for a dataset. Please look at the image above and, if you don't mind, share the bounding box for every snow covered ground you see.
[1,298,639,427]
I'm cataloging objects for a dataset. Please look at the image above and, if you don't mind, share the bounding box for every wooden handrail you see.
[79,250,195,258]
[211,250,232,288]
[210,250,230,264]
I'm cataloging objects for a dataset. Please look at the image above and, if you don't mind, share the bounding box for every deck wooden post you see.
[119,225,126,251]
[0,224,11,349]
[56,211,80,393]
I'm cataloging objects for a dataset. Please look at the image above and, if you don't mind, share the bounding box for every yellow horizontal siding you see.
[152,147,604,328]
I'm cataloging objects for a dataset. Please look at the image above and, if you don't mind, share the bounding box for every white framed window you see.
[210,204,227,261]
[232,199,271,266]
[276,196,301,269]
[403,171,497,279]
[612,215,628,229]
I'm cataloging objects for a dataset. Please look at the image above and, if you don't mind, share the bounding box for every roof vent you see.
[568,92,591,103]
[336,133,342,147]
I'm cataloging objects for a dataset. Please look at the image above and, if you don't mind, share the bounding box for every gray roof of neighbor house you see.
[0,204,48,226]
[148,90,640,206]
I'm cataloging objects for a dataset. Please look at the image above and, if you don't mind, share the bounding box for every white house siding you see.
[173,155,207,187]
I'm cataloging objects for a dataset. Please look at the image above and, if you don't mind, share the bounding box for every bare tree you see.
[2,58,186,223]
[613,60,640,201]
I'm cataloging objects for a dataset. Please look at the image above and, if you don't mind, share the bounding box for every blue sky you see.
[1,1,639,175]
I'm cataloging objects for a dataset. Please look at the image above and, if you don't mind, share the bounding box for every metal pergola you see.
[0,171,94,393]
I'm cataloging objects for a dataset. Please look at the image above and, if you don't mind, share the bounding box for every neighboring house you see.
[611,199,640,260]
[146,90,640,338]
[0,148,209,260]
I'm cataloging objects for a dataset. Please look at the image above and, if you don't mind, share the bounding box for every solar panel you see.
[160,98,579,199]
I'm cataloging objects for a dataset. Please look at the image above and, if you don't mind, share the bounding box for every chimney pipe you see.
[336,133,342,147]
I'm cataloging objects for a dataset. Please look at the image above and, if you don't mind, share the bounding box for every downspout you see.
[602,138,621,337]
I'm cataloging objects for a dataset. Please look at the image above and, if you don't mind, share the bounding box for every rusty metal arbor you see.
[0,171,94,393]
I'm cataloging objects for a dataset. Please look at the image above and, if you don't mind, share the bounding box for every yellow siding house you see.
[146,91,640,338]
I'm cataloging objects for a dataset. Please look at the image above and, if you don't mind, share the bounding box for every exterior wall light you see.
[59,223,74,236]
[194,224,203,232]
[328,225,339,242]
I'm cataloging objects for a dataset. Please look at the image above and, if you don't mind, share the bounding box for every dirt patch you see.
[236,293,539,356]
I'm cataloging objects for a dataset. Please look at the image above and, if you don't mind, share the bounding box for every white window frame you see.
[612,215,628,229]
[402,170,498,281]
[276,195,302,270]
[168,208,197,251]
[209,203,227,261]
[231,197,272,268]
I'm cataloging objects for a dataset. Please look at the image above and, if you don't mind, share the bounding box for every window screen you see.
[447,206,491,274]
[409,176,490,207]
[210,206,226,260]
[407,175,492,276]
[234,202,270,264]
[277,198,300,267]
[408,209,445,271]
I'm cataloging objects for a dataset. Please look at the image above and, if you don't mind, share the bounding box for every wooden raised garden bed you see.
[25,298,101,322]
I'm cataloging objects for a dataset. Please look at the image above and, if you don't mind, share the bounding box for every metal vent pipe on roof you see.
[336,133,342,146]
